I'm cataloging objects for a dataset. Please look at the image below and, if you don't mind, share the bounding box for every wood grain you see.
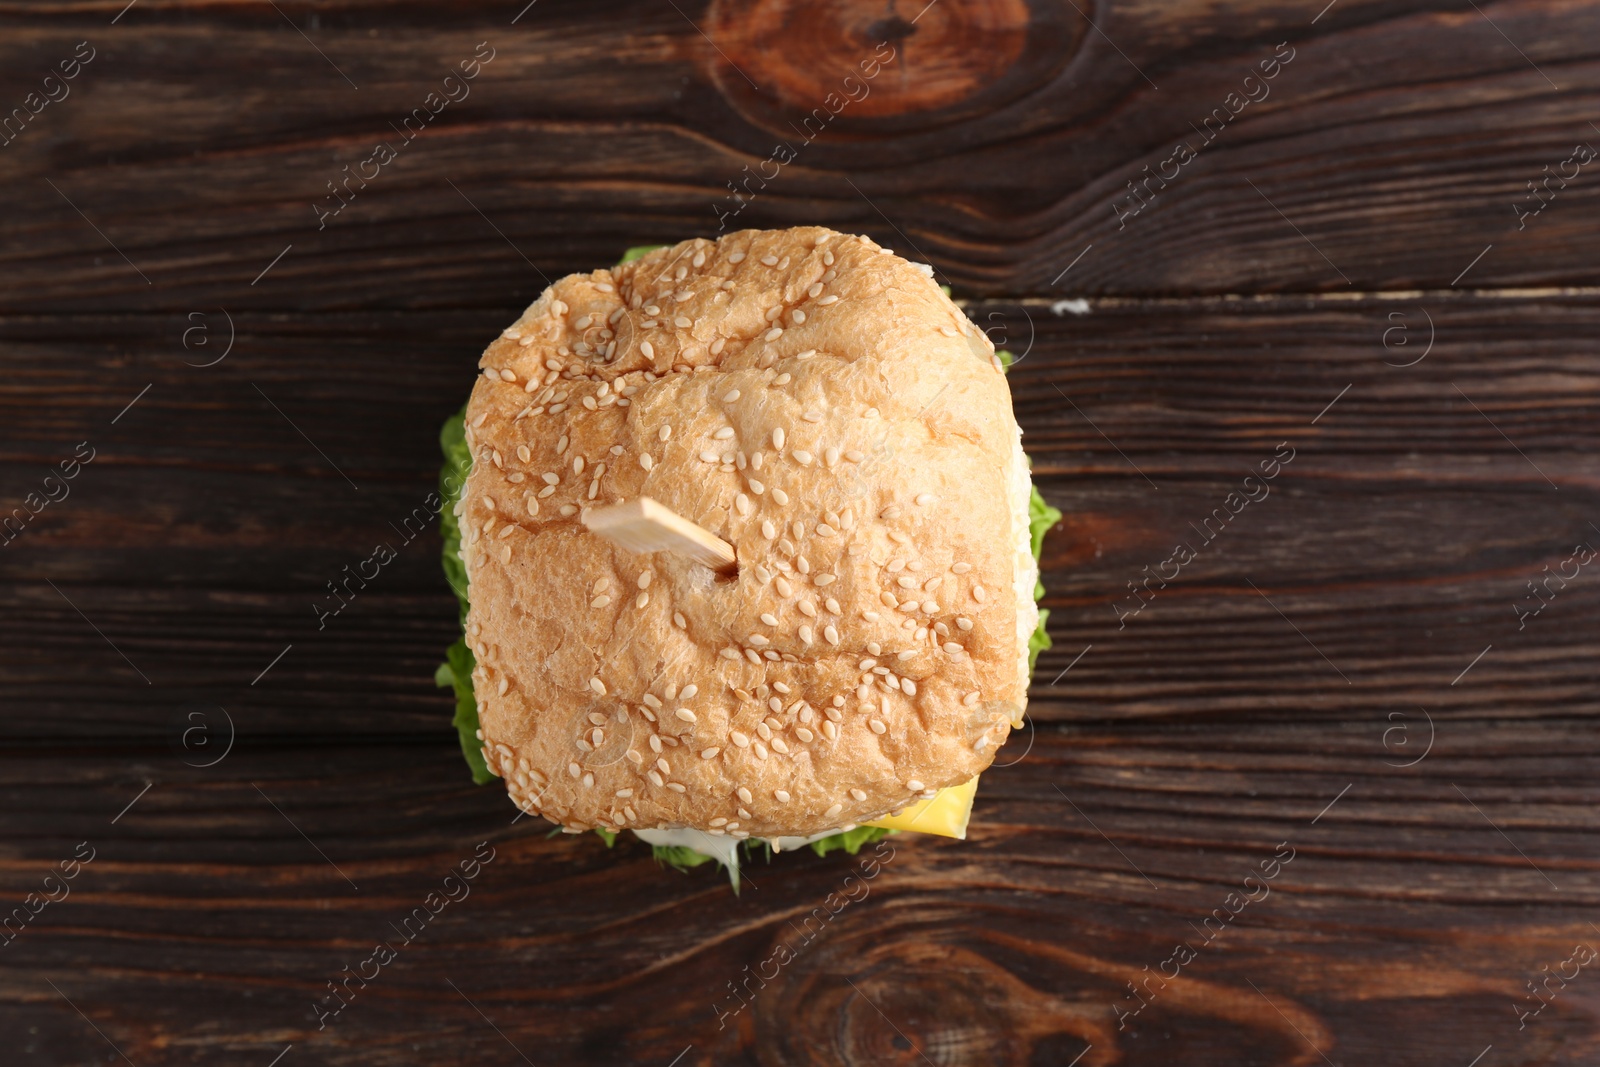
[1,726,1594,1066]
[2,1,1598,1064]
[3,294,1594,738]
[1,1,1599,309]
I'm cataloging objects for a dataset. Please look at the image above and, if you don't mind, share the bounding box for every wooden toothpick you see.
[582,497,738,575]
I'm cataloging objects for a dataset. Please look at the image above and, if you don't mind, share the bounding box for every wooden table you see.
[3,1,1597,1063]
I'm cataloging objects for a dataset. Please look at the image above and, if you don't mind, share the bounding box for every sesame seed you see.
[915,492,936,506]
[803,411,822,423]
[736,494,752,516]
[723,389,741,403]
[816,523,836,537]
[799,625,814,644]
[771,737,790,754]
[641,341,655,359]
[775,575,792,595]
[761,254,779,267]
[798,601,817,618]
[792,450,813,465]
[674,612,687,628]
[825,597,841,613]
[711,337,727,355]
[731,731,750,748]
[754,742,768,759]
[649,736,662,754]
[869,720,886,734]
[824,625,839,645]
[699,450,719,463]
[713,427,735,440]
[558,504,577,517]
[720,648,741,660]
[903,678,917,695]
[656,757,670,774]
[774,373,792,385]
[729,252,747,264]
[775,789,791,802]
[973,585,988,602]
[764,327,783,342]
[590,595,611,608]
[744,649,761,664]
[907,779,925,791]
[771,488,790,505]
[818,294,840,305]
[556,435,569,453]
[647,770,664,787]
[589,677,606,695]
[737,786,754,803]
[692,250,706,268]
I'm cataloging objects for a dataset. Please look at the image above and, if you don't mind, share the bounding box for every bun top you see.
[460,227,1026,839]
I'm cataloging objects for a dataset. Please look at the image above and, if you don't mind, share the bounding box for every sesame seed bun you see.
[459,227,1032,839]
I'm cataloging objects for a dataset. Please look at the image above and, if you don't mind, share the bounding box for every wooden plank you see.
[1,2,1599,307]
[0,727,1594,1065]
[2,293,1595,737]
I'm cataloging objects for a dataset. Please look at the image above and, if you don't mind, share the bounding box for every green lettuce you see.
[1027,483,1061,671]
[998,354,1060,670]
[619,244,667,264]
[436,406,492,785]
[808,824,892,857]
[651,845,717,871]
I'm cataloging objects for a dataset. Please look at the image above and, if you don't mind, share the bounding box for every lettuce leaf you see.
[1027,483,1061,671]
[619,244,667,264]
[808,825,892,857]
[437,406,492,785]
[652,844,716,870]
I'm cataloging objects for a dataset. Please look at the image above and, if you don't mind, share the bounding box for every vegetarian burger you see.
[436,227,1057,875]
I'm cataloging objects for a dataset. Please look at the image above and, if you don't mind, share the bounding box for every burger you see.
[434,227,1058,882]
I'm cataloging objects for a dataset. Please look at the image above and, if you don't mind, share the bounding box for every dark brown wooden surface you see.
[2,1,1597,1064]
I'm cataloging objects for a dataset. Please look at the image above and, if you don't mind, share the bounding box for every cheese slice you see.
[866,775,979,840]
